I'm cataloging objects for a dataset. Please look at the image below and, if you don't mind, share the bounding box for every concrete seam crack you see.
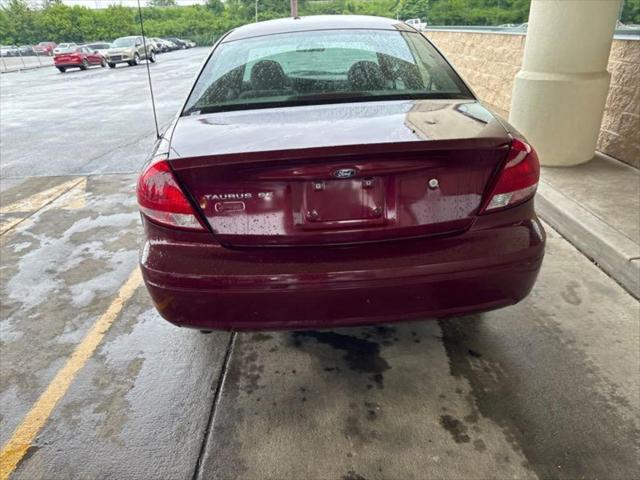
[192,331,237,480]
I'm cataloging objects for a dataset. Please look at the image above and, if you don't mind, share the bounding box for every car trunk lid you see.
[169,100,510,247]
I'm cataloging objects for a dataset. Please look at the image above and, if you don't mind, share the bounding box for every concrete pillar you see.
[509,0,622,166]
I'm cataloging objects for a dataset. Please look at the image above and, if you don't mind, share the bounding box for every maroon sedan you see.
[54,45,105,72]
[34,41,56,56]
[138,15,545,331]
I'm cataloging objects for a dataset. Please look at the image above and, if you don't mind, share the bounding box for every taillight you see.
[482,138,540,213]
[136,160,205,230]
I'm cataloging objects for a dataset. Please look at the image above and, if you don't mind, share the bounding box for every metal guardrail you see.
[424,25,640,40]
[0,49,54,73]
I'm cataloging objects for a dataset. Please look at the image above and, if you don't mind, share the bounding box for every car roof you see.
[222,15,415,42]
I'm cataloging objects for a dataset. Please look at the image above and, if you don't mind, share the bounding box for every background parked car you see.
[54,45,106,72]
[86,42,111,56]
[150,38,167,53]
[53,43,77,54]
[105,36,156,68]
[34,41,56,56]
[163,39,179,51]
[166,37,188,49]
[1,45,20,57]
[18,45,35,56]
[404,18,427,30]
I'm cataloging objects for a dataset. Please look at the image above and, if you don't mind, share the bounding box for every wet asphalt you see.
[1,48,639,480]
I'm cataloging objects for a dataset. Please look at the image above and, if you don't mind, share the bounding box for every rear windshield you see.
[183,29,472,115]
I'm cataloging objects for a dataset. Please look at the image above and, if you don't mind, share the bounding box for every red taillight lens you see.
[136,160,205,230]
[482,138,540,213]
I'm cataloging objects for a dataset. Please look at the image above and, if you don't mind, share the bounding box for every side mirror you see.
[135,42,142,47]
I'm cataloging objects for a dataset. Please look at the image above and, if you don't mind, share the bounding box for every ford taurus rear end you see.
[138,16,545,331]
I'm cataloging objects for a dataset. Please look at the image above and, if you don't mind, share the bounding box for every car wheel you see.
[149,50,156,63]
[100,58,106,67]
[57,67,66,73]
[108,63,116,68]
[80,59,89,70]
[131,53,139,66]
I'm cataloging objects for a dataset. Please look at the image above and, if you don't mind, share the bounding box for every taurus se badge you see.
[333,168,357,179]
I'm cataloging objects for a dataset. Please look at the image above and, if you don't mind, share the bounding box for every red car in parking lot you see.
[138,15,545,331]
[54,45,105,72]
[34,41,56,56]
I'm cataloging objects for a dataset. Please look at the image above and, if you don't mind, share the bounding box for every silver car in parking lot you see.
[105,36,156,68]
[87,42,112,56]
[53,43,77,55]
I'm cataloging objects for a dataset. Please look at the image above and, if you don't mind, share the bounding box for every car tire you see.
[100,58,106,67]
[131,53,139,66]
[108,63,116,68]
[57,67,66,73]
[80,59,89,70]
[149,50,156,63]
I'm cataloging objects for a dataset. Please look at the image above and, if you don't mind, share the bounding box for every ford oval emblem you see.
[333,168,357,179]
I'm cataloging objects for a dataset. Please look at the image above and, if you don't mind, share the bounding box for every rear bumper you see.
[140,199,545,330]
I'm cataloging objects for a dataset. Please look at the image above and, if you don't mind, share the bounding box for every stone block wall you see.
[425,30,639,168]
[600,40,640,168]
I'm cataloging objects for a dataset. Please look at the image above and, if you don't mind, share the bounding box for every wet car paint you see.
[139,19,545,329]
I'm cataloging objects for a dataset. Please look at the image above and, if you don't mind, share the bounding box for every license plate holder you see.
[297,177,386,229]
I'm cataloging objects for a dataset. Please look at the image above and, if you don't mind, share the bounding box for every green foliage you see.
[148,0,177,6]
[397,0,429,21]
[622,0,640,24]
[426,0,530,26]
[0,0,637,47]
[205,0,225,16]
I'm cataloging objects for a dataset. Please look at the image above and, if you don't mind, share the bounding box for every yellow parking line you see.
[0,178,83,214]
[0,268,143,480]
[0,177,85,236]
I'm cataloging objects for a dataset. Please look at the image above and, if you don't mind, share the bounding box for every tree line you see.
[1,0,638,46]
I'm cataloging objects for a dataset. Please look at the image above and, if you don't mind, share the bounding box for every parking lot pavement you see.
[0,173,638,480]
[0,48,210,179]
[1,50,639,480]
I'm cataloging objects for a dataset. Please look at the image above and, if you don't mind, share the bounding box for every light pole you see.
[290,0,298,17]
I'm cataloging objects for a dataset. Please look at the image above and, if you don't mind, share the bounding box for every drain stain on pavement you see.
[439,414,471,443]
[291,331,391,388]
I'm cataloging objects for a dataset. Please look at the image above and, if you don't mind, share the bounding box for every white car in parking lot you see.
[53,43,77,54]
[1,45,20,57]
[405,18,428,30]
[86,42,112,56]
